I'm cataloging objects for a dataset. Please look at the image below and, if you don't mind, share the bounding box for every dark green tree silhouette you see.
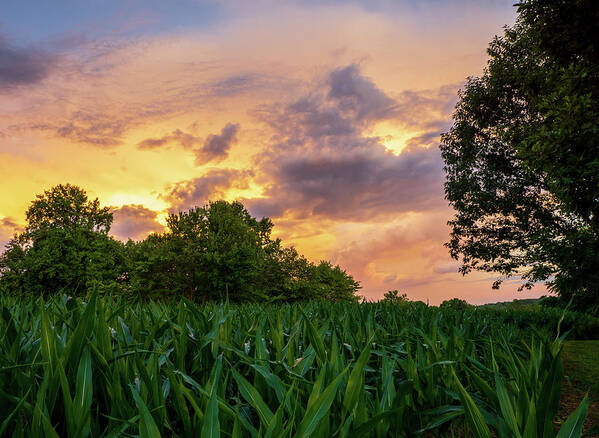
[440,0,599,314]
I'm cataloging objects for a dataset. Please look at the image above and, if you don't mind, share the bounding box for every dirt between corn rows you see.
[554,382,599,437]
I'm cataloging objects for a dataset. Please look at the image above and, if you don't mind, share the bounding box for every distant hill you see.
[479,298,542,309]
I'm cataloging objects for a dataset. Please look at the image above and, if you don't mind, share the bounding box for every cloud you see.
[331,212,450,269]
[248,146,445,220]
[138,123,240,165]
[327,64,397,122]
[54,120,126,147]
[194,123,240,165]
[0,38,57,90]
[253,65,400,144]
[162,168,254,212]
[432,260,460,274]
[0,217,19,249]
[110,205,164,241]
[137,137,169,149]
[392,84,459,128]
[208,74,264,96]
[138,129,201,150]
[322,211,460,298]
[245,64,450,220]
[31,110,141,147]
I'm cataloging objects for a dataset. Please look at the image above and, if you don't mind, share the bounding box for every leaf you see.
[343,335,373,416]
[201,387,220,438]
[353,408,406,437]
[131,386,162,438]
[0,389,31,437]
[40,309,57,375]
[556,394,588,438]
[299,307,327,364]
[494,368,521,437]
[201,355,222,438]
[452,369,492,438]
[295,366,348,438]
[74,347,93,414]
[34,406,61,438]
[231,368,274,426]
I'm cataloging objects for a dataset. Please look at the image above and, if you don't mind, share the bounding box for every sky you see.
[0,0,547,304]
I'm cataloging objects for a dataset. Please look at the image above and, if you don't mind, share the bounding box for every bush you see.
[440,298,472,311]
[381,290,409,304]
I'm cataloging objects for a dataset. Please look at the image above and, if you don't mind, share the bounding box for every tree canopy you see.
[0,185,360,302]
[0,184,124,296]
[440,0,599,314]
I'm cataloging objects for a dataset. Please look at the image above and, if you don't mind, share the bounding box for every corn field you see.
[0,292,589,437]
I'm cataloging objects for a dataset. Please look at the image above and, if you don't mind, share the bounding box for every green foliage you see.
[381,289,409,304]
[0,185,359,302]
[489,306,599,341]
[440,0,599,314]
[126,201,274,301]
[24,183,112,234]
[454,336,590,438]
[440,298,472,311]
[562,341,599,401]
[126,200,360,302]
[0,184,126,296]
[0,293,589,437]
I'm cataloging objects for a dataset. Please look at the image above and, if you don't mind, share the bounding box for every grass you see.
[560,341,599,436]
[563,341,599,401]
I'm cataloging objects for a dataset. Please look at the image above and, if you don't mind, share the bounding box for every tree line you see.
[0,184,360,302]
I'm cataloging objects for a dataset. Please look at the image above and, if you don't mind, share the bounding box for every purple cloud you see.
[162,168,254,212]
[194,123,240,165]
[244,64,451,220]
[138,129,201,150]
[247,146,445,220]
[0,38,56,90]
[0,217,19,249]
[327,64,397,122]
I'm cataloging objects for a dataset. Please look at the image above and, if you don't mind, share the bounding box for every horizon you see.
[0,0,547,304]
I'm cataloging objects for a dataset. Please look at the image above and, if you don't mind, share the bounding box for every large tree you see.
[440,0,599,314]
[0,184,125,296]
[128,201,277,301]
[126,200,361,302]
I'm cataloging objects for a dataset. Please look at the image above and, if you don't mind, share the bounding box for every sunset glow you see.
[0,0,546,303]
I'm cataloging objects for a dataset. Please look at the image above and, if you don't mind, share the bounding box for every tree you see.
[24,183,112,234]
[127,201,361,302]
[1,186,361,302]
[440,0,599,314]
[304,261,361,302]
[439,298,472,312]
[381,290,409,304]
[0,184,125,296]
[127,201,271,301]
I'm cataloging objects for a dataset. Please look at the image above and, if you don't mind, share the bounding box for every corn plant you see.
[0,292,589,437]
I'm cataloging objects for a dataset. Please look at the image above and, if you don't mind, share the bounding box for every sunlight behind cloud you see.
[369,123,423,155]
[103,193,168,212]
